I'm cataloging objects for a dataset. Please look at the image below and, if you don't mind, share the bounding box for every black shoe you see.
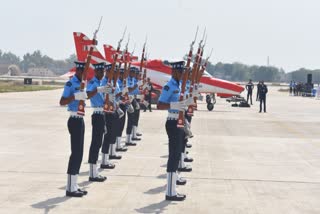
[186,144,192,148]
[143,110,146,112]
[184,157,194,162]
[77,188,87,195]
[89,175,107,182]
[264,111,266,113]
[132,137,141,141]
[178,166,192,172]
[125,142,137,146]
[116,146,128,152]
[136,133,142,137]
[66,190,84,197]
[176,178,187,185]
[109,155,122,160]
[165,193,186,201]
[177,193,186,199]
[100,163,115,169]
[149,110,152,112]
[259,111,261,113]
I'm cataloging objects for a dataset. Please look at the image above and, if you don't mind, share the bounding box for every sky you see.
[0,0,319,72]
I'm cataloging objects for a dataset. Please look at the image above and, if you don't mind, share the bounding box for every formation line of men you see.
[59,61,148,197]
[59,26,204,201]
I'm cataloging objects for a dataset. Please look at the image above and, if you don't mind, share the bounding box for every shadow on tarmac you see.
[31,196,71,214]
[157,174,166,179]
[144,185,166,195]
[160,155,168,158]
[33,180,92,213]
[135,200,173,214]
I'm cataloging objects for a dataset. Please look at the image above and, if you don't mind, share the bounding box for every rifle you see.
[192,34,207,110]
[142,51,148,85]
[177,27,198,128]
[123,45,138,103]
[138,36,147,90]
[77,17,103,116]
[103,27,127,113]
[197,48,212,84]
[186,28,206,116]
[121,39,132,103]
[193,49,213,109]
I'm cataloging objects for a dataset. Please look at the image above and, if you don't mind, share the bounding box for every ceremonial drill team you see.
[59,24,206,201]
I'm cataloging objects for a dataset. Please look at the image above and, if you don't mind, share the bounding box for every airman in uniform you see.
[157,61,194,201]
[59,61,88,197]
[86,62,110,182]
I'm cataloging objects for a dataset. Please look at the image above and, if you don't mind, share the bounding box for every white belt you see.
[136,94,144,99]
[93,107,104,114]
[167,112,179,120]
[70,112,83,118]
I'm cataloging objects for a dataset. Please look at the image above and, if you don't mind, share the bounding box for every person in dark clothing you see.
[256,81,262,101]
[144,77,153,112]
[259,81,268,113]
[245,79,254,105]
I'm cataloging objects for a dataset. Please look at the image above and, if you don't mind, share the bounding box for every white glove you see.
[129,95,134,103]
[135,102,140,110]
[122,87,129,94]
[142,83,148,90]
[108,94,115,103]
[192,89,198,97]
[170,100,187,111]
[117,108,124,118]
[127,104,134,113]
[74,91,87,100]
[143,100,149,107]
[185,97,194,106]
[97,86,112,94]
[136,81,143,87]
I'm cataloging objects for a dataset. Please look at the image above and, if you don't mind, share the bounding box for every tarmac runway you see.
[1,86,320,214]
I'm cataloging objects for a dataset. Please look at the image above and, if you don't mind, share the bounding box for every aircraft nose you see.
[209,77,245,94]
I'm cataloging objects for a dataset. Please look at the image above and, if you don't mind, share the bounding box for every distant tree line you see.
[1,49,320,83]
[184,54,320,83]
[205,61,320,83]
[0,50,76,75]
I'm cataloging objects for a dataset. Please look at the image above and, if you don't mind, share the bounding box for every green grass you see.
[0,81,62,93]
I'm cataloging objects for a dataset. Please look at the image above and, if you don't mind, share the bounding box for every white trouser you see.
[66,174,78,192]
[178,153,186,168]
[116,137,122,149]
[166,172,177,196]
[109,144,117,156]
[101,153,110,165]
[89,164,98,178]
[126,134,132,143]
[132,126,137,138]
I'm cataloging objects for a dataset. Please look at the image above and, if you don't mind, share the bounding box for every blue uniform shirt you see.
[128,76,137,95]
[101,76,108,87]
[117,79,124,91]
[132,77,140,95]
[114,81,121,103]
[101,77,120,108]
[61,76,85,112]
[185,80,191,97]
[86,76,104,108]
[158,77,181,113]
